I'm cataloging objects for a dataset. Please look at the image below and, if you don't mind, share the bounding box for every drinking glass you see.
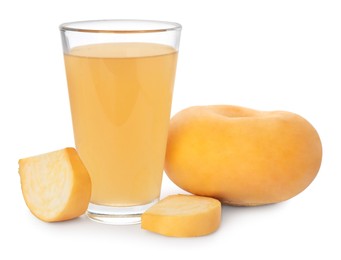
[60,20,181,224]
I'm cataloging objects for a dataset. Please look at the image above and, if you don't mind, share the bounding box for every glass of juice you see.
[60,20,181,224]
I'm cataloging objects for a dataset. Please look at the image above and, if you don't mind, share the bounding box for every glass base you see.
[86,199,158,225]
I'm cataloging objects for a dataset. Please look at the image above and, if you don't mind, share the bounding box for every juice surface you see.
[64,42,178,206]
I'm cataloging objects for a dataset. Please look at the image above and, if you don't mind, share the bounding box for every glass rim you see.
[59,19,182,34]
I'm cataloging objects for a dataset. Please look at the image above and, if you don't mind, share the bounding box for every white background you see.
[1,0,340,259]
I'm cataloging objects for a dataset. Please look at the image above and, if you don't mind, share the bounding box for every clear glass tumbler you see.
[60,20,181,224]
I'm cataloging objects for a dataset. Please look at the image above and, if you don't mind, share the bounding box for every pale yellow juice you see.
[64,42,178,206]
